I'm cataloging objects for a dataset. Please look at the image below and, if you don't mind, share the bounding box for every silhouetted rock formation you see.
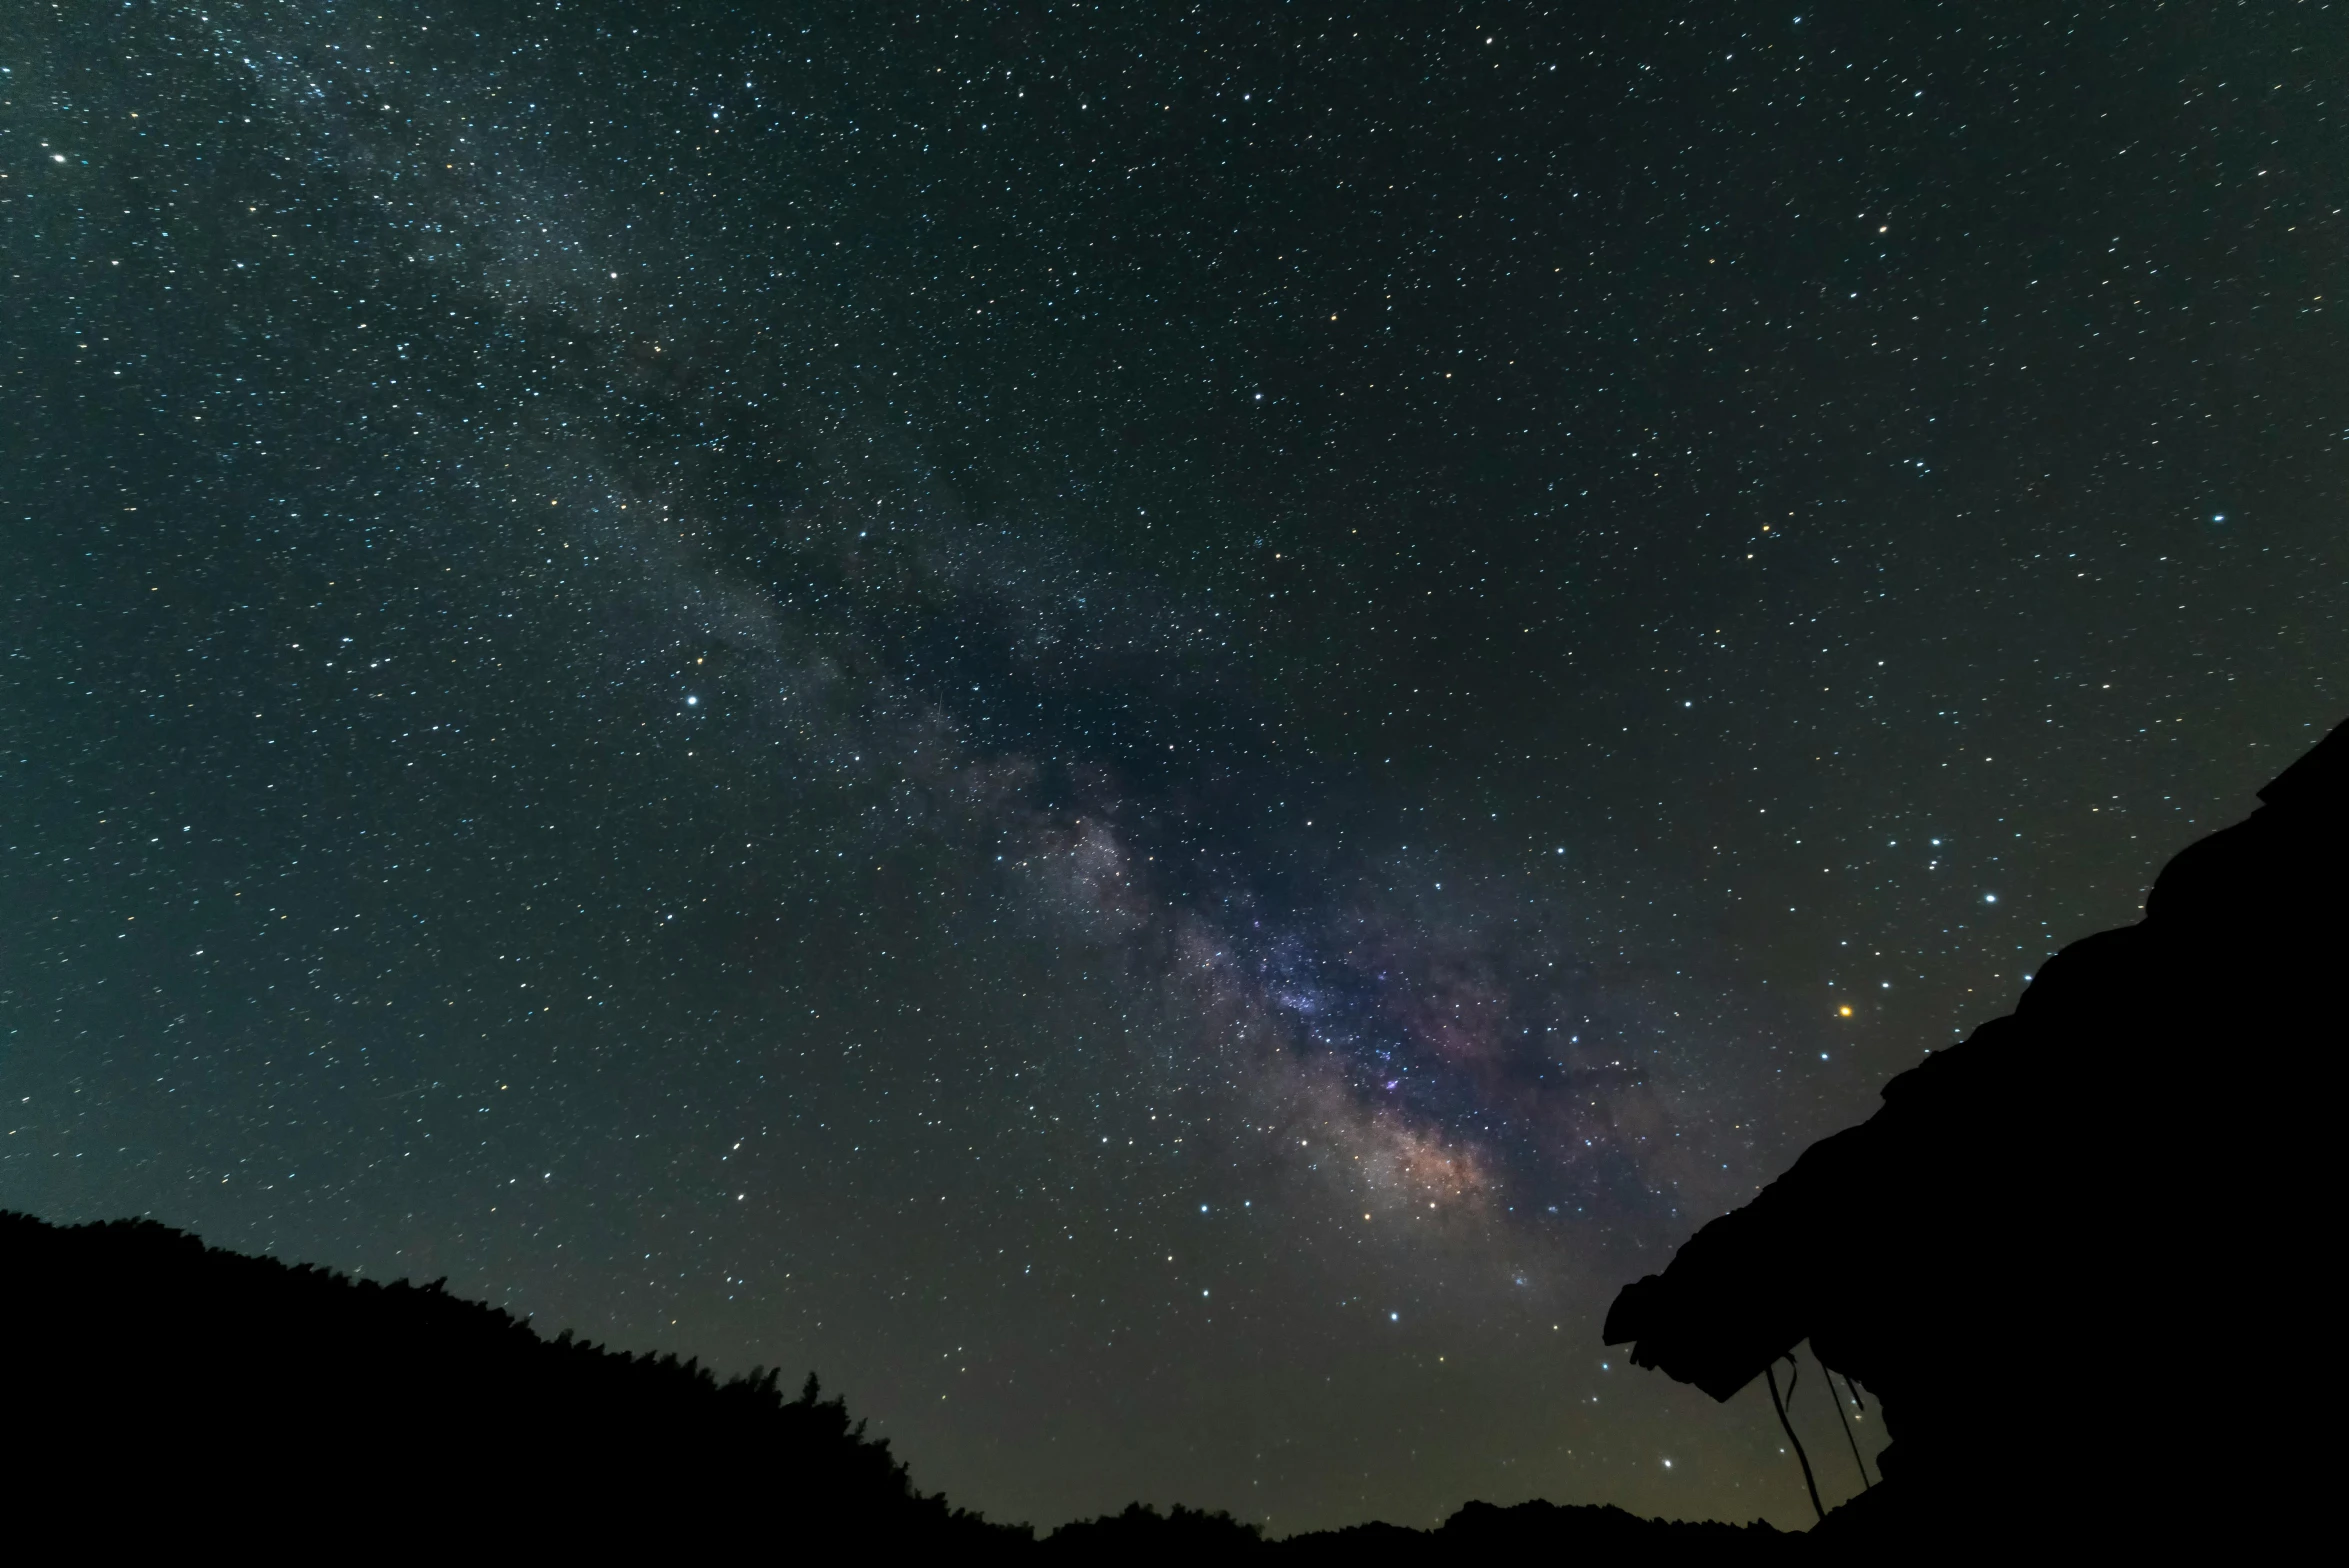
[0,1210,1026,1547]
[1605,717,2346,1543]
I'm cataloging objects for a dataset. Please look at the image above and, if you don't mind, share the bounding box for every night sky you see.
[4,0,2340,1533]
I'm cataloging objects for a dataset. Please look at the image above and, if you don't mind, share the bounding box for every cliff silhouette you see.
[1606,717,2345,1545]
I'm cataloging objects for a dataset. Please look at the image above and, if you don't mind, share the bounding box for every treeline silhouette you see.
[1046,1499,1783,1559]
[3,1209,1782,1553]
[1605,715,2348,1548]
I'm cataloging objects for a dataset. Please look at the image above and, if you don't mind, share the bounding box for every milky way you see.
[5,0,2339,1534]
[118,0,1757,1237]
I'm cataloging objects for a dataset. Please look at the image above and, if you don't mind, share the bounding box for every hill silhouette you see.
[1277,1500,1785,1559]
[3,1209,1781,1553]
[1044,1498,1782,1558]
[1606,716,2346,1546]
[0,1210,1024,1548]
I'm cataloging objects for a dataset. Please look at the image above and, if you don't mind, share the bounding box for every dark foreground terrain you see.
[20,723,2334,1551]
[2,1208,1776,1554]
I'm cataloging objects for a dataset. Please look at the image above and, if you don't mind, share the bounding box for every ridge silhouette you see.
[1605,716,2346,1545]
[0,1210,1023,1548]
[2,1210,1782,1553]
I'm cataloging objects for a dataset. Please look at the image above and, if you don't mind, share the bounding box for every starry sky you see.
[3,0,2340,1533]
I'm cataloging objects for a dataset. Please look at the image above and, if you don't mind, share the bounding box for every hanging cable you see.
[1818,1357,1873,1489]
[1764,1356,1827,1523]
